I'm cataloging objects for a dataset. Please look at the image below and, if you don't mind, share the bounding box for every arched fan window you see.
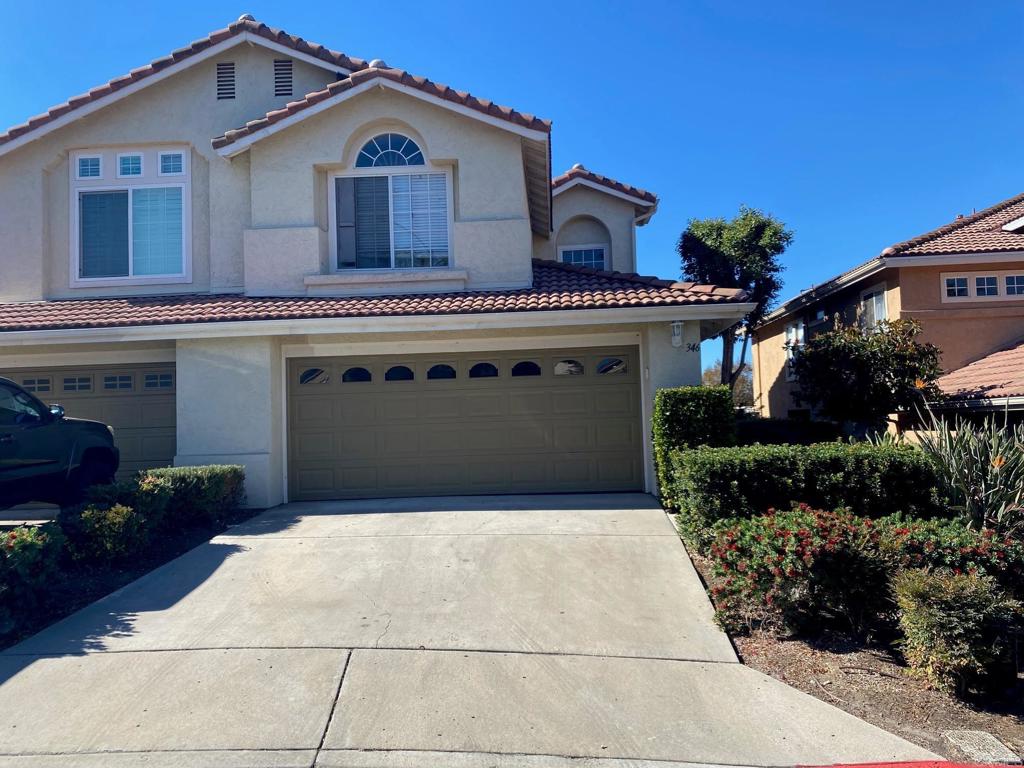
[355,133,425,167]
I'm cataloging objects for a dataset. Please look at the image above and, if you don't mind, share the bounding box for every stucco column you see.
[640,320,703,494]
[174,336,283,508]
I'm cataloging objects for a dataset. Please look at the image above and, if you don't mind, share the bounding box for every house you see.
[0,16,752,507]
[752,191,1024,421]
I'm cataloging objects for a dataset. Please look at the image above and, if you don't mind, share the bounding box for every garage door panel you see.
[288,347,641,500]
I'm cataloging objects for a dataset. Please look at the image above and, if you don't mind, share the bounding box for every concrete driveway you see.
[0,494,935,767]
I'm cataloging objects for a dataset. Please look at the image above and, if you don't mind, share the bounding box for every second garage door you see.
[288,347,643,500]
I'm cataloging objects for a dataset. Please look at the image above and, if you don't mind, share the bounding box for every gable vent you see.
[216,62,236,100]
[274,59,293,97]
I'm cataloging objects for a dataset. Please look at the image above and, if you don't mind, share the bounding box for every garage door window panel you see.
[342,367,373,383]
[298,368,330,385]
[385,365,415,382]
[426,364,457,380]
[104,374,134,391]
[511,361,542,377]
[554,359,584,376]
[63,376,92,392]
[469,362,499,379]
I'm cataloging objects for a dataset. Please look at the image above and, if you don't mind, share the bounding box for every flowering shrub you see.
[85,473,172,532]
[0,524,65,621]
[59,504,149,563]
[707,505,889,635]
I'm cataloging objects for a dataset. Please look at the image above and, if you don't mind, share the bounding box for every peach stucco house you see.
[0,16,753,507]
[752,191,1024,420]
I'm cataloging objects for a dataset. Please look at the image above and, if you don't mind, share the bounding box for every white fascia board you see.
[552,177,656,209]
[884,251,1024,267]
[0,302,755,346]
[0,34,346,160]
[217,77,550,157]
[930,395,1024,410]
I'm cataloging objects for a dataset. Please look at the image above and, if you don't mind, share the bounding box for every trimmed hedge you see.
[147,465,246,527]
[895,569,1020,696]
[653,386,735,507]
[670,442,944,547]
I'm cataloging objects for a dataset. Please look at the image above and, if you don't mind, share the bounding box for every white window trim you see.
[75,155,102,181]
[859,282,888,326]
[157,150,185,177]
[558,243,610,270]
[940,270,1024,303]
[116,152,144,179]
[69,147,192,288]
[326,161,455,273]
[784,320,805,382]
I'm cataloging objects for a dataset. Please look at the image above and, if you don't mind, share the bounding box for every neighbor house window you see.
[975,276,999,297]
[859,286,887,327]
[1007,275,1024,296]
[559,245,606,270]
[72,148,190,284]
[945,276,968,298]
[333,134,449,269]
[784,321,805,381]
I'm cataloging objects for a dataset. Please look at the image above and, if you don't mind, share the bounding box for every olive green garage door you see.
[287,347,643,500]
[3,364,176,479]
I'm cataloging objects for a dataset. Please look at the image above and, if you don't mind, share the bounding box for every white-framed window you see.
[117,153,143,178]
[859,284,887,327]
[784,320,805,381]
[76,155,102,180]
[559,244,608,271]
[329,133,451,270]
[941,270,1024,303]
[70,147,191,287]
[158,151,184,176]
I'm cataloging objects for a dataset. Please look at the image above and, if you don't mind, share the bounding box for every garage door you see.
[288,347,643,500]
[2,364,176,479]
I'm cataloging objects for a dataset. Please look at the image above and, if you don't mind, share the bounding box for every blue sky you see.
[2,1,1021,348]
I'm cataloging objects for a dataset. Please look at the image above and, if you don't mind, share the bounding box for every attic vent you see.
[216,62,236,100]
[274,59,293,97]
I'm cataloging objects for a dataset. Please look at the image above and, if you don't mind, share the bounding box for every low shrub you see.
[85,473,172,532]
[707,506,889,636]
[652,386,735,508]
[58,504,149,563]
[148,465,245,527]
[894,569,1021,697]
[670,442,944,547]
[0,524,65,631]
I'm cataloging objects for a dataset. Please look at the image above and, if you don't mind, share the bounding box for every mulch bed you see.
[688,548,1023,760]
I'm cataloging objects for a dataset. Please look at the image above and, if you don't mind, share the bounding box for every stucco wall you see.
[0,42,334,302]
[539,185,639,273]
[242,88,533,292]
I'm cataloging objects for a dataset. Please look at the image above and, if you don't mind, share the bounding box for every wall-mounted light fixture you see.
[670,320,684,348]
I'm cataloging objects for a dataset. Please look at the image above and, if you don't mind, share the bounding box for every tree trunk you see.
[720,331,735,387]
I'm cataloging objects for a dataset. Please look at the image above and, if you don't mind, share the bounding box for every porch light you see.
[670,321,684,348]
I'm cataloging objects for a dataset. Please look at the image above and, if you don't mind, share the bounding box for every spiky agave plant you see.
[915,407,1024,535]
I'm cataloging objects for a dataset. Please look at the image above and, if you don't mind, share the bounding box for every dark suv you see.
[0,377,119,509]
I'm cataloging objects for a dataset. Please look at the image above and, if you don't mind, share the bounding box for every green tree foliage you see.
[790,318,942,432]
[678,206,792,389]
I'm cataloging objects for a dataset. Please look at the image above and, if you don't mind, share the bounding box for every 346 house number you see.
[686,343,700,353]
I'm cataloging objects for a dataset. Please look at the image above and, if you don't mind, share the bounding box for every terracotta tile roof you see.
[0,17,367,149]
[0,260,746,334]
[551,165,658,205]
[884,191,1024,257]
[212,66,550,150]
[938,339,1024,401]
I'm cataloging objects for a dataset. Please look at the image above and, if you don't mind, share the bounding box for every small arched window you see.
[342,367,372,383]
[469,362,499,379]
[427,364,456,380]
[511,361,541,377]
[596,357,626,375]
[385,365,414,382]
[355,133,424,167]
[554,359,584,376]
[299,368,329,385]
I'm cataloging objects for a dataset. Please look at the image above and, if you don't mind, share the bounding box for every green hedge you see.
[669,442,944,546]
[147,465,246,527]
[653,386,735,507]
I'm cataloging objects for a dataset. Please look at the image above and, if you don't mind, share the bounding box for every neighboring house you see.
[752,191,1024,421]
[0,16,752,507]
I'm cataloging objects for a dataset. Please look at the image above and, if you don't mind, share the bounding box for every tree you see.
[677,206,792,390]
[789,318,942,433]
[702,359,754,406]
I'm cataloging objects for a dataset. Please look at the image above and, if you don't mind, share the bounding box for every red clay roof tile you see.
[884,191,1024,257]
[0,260,746,334]
[551,165,657,205]
[938,339,1024,401]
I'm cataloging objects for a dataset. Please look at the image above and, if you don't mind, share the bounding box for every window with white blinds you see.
[335,172,450,269]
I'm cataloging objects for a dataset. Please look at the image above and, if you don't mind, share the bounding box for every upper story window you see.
[859,285,887,328]
[942,270,1024,303]
[559,245,607,271]
[71,147,191,286]
[331,133,450,270]
[784,321,805,381]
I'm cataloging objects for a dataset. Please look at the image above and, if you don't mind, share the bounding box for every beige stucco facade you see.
[753,259,1024,418]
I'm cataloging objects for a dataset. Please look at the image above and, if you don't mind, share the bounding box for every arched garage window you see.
[511,361,541,377]
[596,357,626,375]
[385,365,414,381]
[469,362,499,378]
[342,367,372,383]
[427,364,456,380]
